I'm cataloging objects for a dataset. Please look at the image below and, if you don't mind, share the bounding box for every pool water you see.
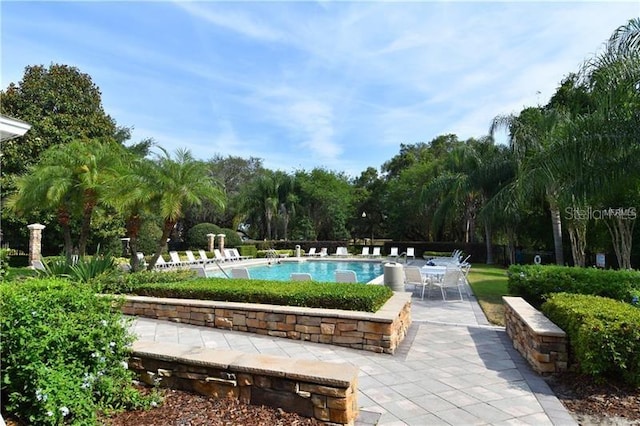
[212,260,383,283]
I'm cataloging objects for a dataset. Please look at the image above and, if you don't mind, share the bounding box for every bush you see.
[186,223,223,249]
[256,249,294,258]
[238,245,257,258]
[91,269,197,294]
[542,293,640,385]
[221,228,242,248]
[507,265,640,308]
[0,279,158,424]
[132,278,393,312]
[38,254,117,283]
[0,248,9,280]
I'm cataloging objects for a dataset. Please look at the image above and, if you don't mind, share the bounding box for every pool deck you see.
[131,258,577,425]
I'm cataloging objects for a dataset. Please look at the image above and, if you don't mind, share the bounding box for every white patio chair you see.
[224,249,238,261]
[431,267,464,301]
[404,266,431,300]
[371,247,381,258]
[305,248,318,256]
[231,248,251,260]
[290,273,312,281]
[213,249,227,262]
[335,270,357,283]
[231,267,250,279]
[318,248,328,257]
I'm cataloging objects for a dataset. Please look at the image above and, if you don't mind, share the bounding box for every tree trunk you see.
[605,215,635,269]
[567,220,587,267]
[148,220,175,271]
[57,207,74,262]
[547,195,564,265]
[127,214,142,272]
[78,192,97,256]
[484,222,494,264]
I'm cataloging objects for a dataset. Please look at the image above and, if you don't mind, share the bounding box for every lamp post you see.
[362,211,373,245]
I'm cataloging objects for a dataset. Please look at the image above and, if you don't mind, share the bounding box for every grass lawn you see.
[467,264,510,326]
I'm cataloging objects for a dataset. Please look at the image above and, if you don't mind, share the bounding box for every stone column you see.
[217,234,226,257]
[27,223,46,266]
[207,233,216,252]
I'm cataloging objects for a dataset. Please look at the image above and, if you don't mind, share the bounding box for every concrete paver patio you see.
[129,270,577,425]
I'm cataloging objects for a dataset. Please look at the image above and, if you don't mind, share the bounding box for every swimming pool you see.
[211,260,383,283]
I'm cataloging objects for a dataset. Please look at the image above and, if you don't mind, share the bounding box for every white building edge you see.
[0,114,31,142]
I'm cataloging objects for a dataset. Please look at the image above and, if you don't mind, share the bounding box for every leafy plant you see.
[0,279,159,424]
[0,248,10,280]
[91,269,196,294]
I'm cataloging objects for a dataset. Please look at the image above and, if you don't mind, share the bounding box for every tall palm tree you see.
[145,149,225,270]
[491,107,568,265]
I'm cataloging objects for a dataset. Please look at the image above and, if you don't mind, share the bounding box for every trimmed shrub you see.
[507,265,640,308]
[0,279,157,425]
[186,223,223,249]
[131,278,393,312]
[221,228,242,248]
[91,269,197,294]
[542,293,640,385]
[238,245,257,258]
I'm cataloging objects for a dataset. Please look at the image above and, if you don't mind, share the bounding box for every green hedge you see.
[131,278,393,312]
[507,265,640,308]
[238,245,257,258]
[542,293,640,385]
[91,269,197,294]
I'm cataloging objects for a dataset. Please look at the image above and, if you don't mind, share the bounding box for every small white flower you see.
[60,406,69,417]
[121,361,129,370]
[91,352,99,358]
[31,310,38,316]
[35,389,45,401]
[81,382,90,389]
[150,401,158,407]
[46,411,53,417]
[101,319,108,326]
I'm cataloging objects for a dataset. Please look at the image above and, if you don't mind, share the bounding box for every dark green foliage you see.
[131,279,393,312]
[39,254,117,283]
[0,279,157,425]
[542,293,640,385]
[507,265,640,307]
[238,245,257,258]
[91,269,196,294]
[186,223,223,249]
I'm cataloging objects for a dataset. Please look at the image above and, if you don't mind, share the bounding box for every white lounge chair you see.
[231,248,251,260]
[198,249,216,265]
[290,273,312,281]
[406,247,415,261]
[185,250,202,264]
[305,248,318,256]
[371,247,381,258]
[318,248,328,257]
[332,247,348,257]
[404,266,431,300]
[231,267,250,279]
[214,249,227,262]
[335,270,357,283]
[169,251,189,267]
[358,247,370,257]
[388,247,399,261]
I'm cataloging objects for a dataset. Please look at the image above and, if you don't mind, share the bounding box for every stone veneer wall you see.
[122,292,411,354]
[503,296,568,374]
[130,341,359,425]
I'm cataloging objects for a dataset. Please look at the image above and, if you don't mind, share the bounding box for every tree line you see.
[1,19,638,269]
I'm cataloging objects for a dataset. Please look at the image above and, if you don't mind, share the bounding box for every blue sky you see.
[2,1,638,177]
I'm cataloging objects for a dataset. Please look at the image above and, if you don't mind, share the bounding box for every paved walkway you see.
[130,274,577,425]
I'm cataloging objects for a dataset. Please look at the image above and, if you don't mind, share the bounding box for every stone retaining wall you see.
[122,292,411,354]
[130,341,358,425]
[503,296,568,374]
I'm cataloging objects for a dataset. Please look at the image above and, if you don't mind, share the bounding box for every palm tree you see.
[491,107,568,265]
[7,138,123,260]
[144,149,225,270]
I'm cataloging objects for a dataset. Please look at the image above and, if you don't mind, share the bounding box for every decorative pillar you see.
[27,223,46,266]
[207,233,216,252]
[217,234,226,257]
